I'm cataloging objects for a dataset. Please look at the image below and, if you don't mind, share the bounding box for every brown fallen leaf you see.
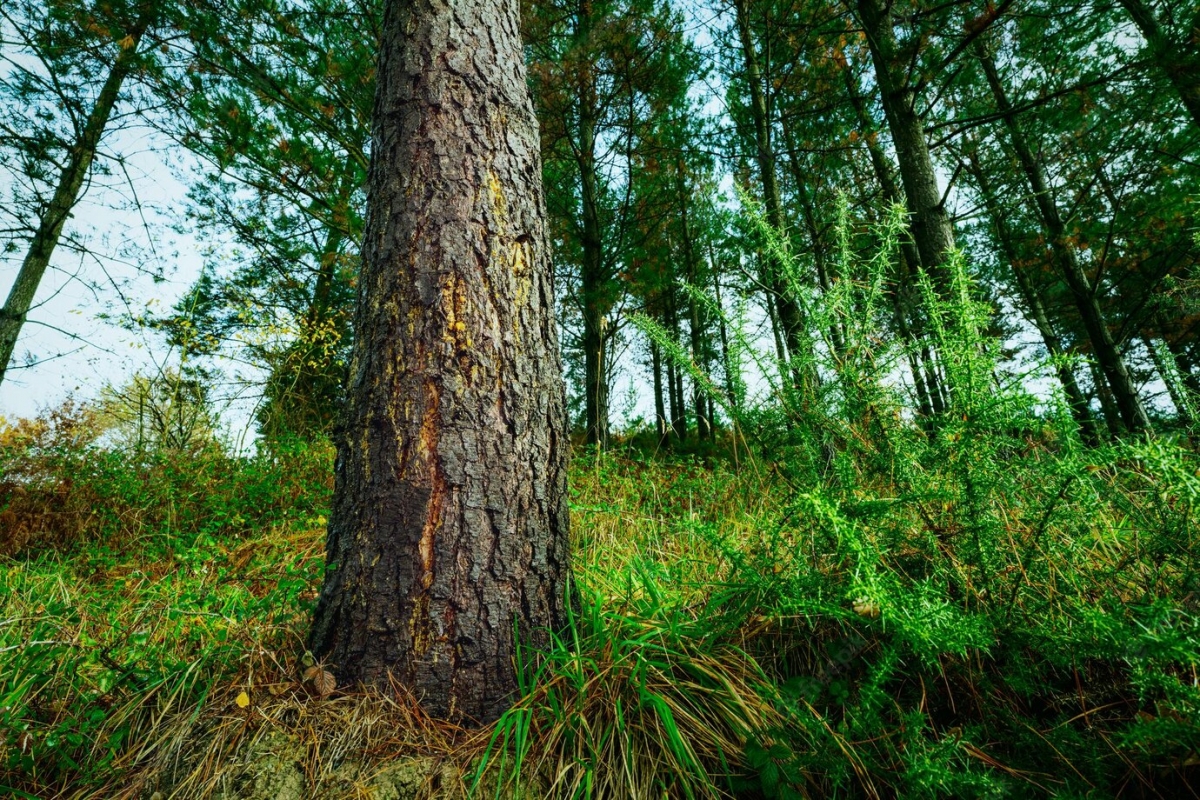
[302,665,337,699]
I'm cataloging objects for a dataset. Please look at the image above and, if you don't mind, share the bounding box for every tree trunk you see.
[666,290,689,441]
[1090,358,1124,437]
[1146,336,1194,425]
[309,0,571,725]
[964,147,1099,444]
[733,0,818,399]
[577,0,609,448]
[1116,0,1200,129]
[675,158,712,439]
[651,339,669,446]
[710,253,741,413]
[842,57,942,418]
[855,0,956,292]
[0,10,154,387]
[978,45,1151,433]
[1166,333,1200,400]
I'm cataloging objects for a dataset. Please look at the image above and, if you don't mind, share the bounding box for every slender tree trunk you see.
[651,338,669,446]
[0,11,153,386]
[733,0,817,398]
[965,148,1099,444]
[309,0,571,725]
[779,118,846,358]
[577,0,608,448]
[666,290,688,441]
[675,158,711,439]
[1166,334,1200,400]
[978,46,1151,433]
[1091,359,1124,437]
[1146,336,1194,425]
[842,60,942,418]
[1116,0,1200,129]
[855,0,956,292]
[710,254,741,413]
[261,223,348,438]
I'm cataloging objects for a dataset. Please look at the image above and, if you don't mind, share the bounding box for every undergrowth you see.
[1,206,1198,798]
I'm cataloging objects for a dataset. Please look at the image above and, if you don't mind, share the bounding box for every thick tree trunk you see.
[577,0,609,448]
[965,149,1099,444]
[0,11,153,387]
[1116,0,1200,130]
[733,0,818,399]
[309,0,571,725]
[978,46,1151,433]
[855,0,956,292]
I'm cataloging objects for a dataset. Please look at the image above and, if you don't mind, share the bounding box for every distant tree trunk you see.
[651,339,669,446]
[1091,359,1124,438]
[576,0,609,448]
[666,290,689,441]
[1166,333,1200,399]
[841,59,943,418]
[978,46,1151,433]
[309,0,571,725]
[675,158,712,439]
[1116,0,1200,129]
[779,119,846,359]
[710,254,741,413]
[964,148,1099,444]
[0,9,154,387]
[1146,336,1194,425]
[733,0,818,399]
[855,0,956,292]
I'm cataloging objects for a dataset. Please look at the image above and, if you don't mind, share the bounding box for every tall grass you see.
[1,205,1198,797]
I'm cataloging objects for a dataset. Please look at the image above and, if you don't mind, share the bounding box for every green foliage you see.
[0,399,333,556]
[1,208,1198,796]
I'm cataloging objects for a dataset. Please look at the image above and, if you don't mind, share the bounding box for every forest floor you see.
[2,424,1199,798]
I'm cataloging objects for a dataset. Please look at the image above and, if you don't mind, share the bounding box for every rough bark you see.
[978,45,1151,433]
[309,0,571,725]
[0,10,153,387]
[855,0,956,292]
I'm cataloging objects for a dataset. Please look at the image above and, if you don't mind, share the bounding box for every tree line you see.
[1,0,1197,444]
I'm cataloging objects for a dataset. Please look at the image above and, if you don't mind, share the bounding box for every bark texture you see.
[309,0,571,725]
[856,0,956,291]
[0,10,153,387]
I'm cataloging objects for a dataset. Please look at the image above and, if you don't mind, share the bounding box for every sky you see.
[0,126,221,428]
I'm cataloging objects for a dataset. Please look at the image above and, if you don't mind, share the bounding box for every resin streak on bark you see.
[309,0,571,725]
